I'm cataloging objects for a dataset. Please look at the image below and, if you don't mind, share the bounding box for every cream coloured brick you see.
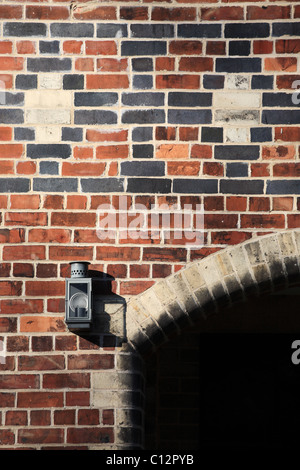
[25,109,71,125]
[25,90,72,108]
[225,127,249,143]
[226,75,250,90]
[39,74,62,90]
[215,109,260,126]
[214,92,260,108]
[36,126,61,143]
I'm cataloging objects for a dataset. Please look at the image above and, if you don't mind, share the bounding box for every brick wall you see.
[0,0,299,450]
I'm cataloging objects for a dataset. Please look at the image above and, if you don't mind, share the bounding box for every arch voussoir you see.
[125,230,300,353]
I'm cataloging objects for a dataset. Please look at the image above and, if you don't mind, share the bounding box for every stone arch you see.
[125,229,300,354]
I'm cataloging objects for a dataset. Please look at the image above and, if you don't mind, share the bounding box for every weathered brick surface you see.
[0,0,299,450]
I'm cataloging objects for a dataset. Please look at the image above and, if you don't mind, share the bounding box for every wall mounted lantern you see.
[65,262,92,331]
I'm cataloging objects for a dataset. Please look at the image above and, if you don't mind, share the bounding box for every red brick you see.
[96,145,129,159]
[49,246,93,261]
[156,127,176,140]
[167,161,200,175]
[16,161,36,174]
[179,127,198,141]
[62,161,105,176]
[276,39,300,54]
[203,162,224,176]
[10,195,40,210]
[0,143,23,158]
[31,410,51,426]
[120,7,149,20]
[20,316,66,333]
[87,74,129,89]
[103,410,114,426]
[0,57,23,71]
[63,40,83,54]
[96,246,140,261]
[276,74,300,89]
[0,228,25,243]
[73,6,116,20]
[156,143,189,159]
[75,58,94,71]
[18,428,64,444]
[26,5,70,19]
[86,129,128,142]
[97,58,128,72]
[204,214,238,229]
[66,195,87,210]
[0,281,22,296]
[143,247,187,262]
[0,74,13,89]
[16,41,36,55]
[249,197,270,211]
[0,374,39,389]
[13,263,34,278]
[43,373,90,389]
[206,41,226,55]
[273,162,300,177]
[47,298,65,314]
[5,212,47,226]
[66,392,90,407]
[78,409,100,425]
[0,430,14,445]
[251,163,270,177]
[0,160,14,174]
[32,336,53,352]
[275,127,300,142]
[247,5,290,20]
[19,355,64,371]
[28,228,71,243]
[191,144,212,159]
[0,5,23,19]
[7,336,29,352]
[85,41,117,56]
[152,264,172,278]
[156,57,175,71]
[226,197,247,212]
[262,145,295,160]
[152,7,196,21]
[68,354,114,370]
[201,6,244,20]
[5,411,27,426]
[120,280,155,295]
[51,212,96,227]
[264,57,297,72]
[179,57,213,71]
[67,427,113,444]
[253,40,273,54]
[54,410,76,425]
[73,146,94,159]
[204,196,224,211]
[25,281,65,297]
[273,197,293,212]
[156,74,200,89]
[0,127,12,141]
[211,231,252,245]
[241,214,285,229]
[0,299,43,314]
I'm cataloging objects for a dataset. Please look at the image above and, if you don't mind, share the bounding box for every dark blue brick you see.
[225,23,270,38]
[14,127,35,141]
[168,109,211,125]
[132,129,153,143]
[133,75,153,90]
[121,161,165,177]
[122,109,165,124]
[132,58,153,72]
[2,92,24,106]
[62,127,83,142]
[97,24,127,38]
[51,23,94,38]
[168,92,212,107]
[75,110,117,125]
[251,75,273,90]
[272,23,300,37]
[267,180,300,194]
[229,41,251,56]
[132,144,154,159]
[122,92,164,107]
[173,179,218,194]
[27,58,71,72]
[127,178,171,194]
[0,178,30,193]
[178,24,221,38]
[28,144,71,159]
[75,92,118,107]
[121,41,166,56]
[16,75,37,90]
[33,178,77,192]
[63,75,84,90]
[220,179,264,194]
[226,163,248,178]
[201,127,223,143]
[4,22,47,37]
[39,41,60,54]
[81,178,124,193]
[263,92,298,107]
[250,128,272,143]
[0,109,23,124]
[216,58,261,73]
[262,110,300,124]
[131,24,174,38]
[215,145,260,160]
[39,161,59,175]
[203,75,224,89]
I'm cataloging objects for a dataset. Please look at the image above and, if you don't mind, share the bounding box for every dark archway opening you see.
[144,287,300,450]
